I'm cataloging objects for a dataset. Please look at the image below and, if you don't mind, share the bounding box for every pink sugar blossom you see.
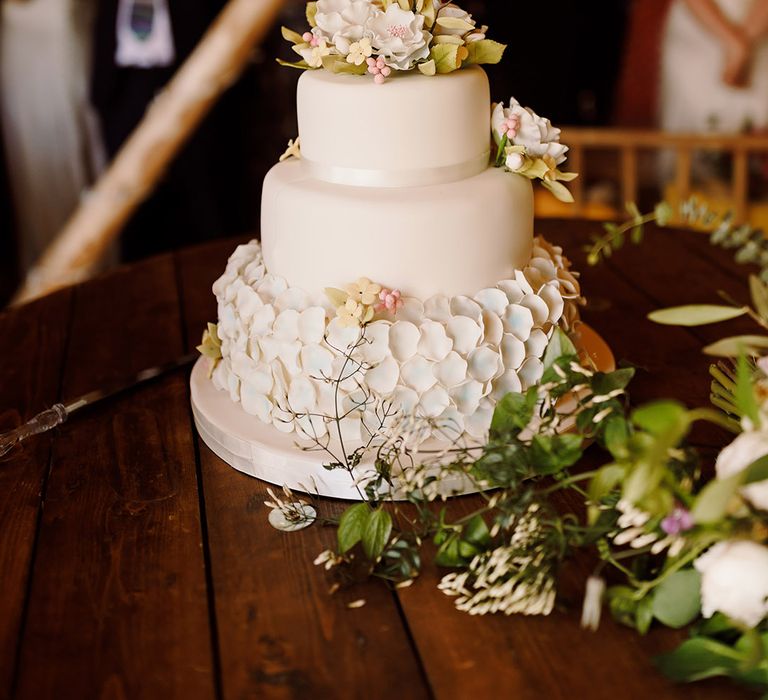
[376,288,403,314]
[367,56,391,84]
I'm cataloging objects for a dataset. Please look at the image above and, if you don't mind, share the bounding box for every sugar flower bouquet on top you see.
[279,0,506,80]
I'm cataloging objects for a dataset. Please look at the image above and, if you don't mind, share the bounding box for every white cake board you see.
[190,324,615,500]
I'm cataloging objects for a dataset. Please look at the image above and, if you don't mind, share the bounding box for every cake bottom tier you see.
[207,238,581,448]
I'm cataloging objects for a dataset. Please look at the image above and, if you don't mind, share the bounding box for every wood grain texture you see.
[0,291,71,700]
[176,242,431,700]
[12,258,215,699]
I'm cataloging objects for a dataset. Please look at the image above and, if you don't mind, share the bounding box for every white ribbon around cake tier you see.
[301,151,491,188]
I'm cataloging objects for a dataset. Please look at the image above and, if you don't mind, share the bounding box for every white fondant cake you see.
[200,6,584,455]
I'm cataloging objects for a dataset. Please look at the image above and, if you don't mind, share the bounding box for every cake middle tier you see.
[261,160,533,299]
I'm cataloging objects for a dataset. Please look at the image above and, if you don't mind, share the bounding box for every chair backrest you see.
[557,127,768,223]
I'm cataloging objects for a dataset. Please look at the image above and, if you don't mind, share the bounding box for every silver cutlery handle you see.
[0,404,68,458]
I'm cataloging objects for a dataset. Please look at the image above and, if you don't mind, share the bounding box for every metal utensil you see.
[0,352,199,458]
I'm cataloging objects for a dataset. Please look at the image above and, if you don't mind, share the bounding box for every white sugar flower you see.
[695,540,768,628]
[492,100,568,165]
[433,3,476,36]
[715,429,768,511]
[336,298,374,327]
[345,277,382,306]
[346,37,373,65]
[368,4,432,70]
[312,0,377,54]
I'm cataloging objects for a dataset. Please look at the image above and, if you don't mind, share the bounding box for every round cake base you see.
[190,324,615,500]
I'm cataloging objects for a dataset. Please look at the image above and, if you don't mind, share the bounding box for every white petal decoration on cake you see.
[481,310,504,347]
[300,344,334,377]
[275,288,310,313]
[450,296,482,321]
[257,274,288,302]
[518,356,545,388]
[358,321,391,364]
[288,375,316,413]
[298,307,327,344]
[446,316,482,355]
[502,305,534,341]
[520,294,550,326]
[235,285,263,322]
[419,385,450,418]
[210,238,581,444]
[366,356,400,395]
[492,369,522,400]
[434,351,468,388]
[389,321,421,362]
[473,288,509,316]
[423,295,452,323]
[467,346,501,383]
[496,279,525,304]
[250,305,276,335]
[400,356,437,393]
[525,328,549,358]
[326,317,360,352]
[539,284,565,323]
[450,380,484,416]
[273,309,301,340]
[418,320,453,361]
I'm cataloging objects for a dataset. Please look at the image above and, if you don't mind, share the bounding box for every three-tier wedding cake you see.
[191,1,585,496]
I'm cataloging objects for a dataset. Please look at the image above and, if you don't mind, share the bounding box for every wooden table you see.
[0,220,757,700]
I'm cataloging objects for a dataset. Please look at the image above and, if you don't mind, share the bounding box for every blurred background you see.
[1,0,767,306]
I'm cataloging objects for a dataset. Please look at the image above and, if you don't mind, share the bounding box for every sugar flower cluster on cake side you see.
[279,0,506,81]
[200,238,583,445]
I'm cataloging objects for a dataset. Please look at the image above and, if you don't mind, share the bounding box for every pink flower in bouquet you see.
[661,506,694,535]
[367,56,392,84]
[377,288,403,314]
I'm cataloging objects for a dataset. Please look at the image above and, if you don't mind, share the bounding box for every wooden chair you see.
[537,128,768,227]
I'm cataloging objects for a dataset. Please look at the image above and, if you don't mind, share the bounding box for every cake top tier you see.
[297,66,491,187]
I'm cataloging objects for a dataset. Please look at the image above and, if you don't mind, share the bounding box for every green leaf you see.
[735,353,759,425]
[542,328,577,370]
[362,508,392,560]
[631,401,687,436]
[704,334,768,357]
[655,636,744,682]
[321,55,368,75]
[654,201,674,227]
[435,16,475,31]
[276,58,311,70]
[417,59,436,76]
[490,388,537,438]
[529,433,583,474]
[592,367,635,395]
[691,472,743,524]
[337,503,370,553]
[541,178,574,203]
[647,304,748,326]
[651,569,701,628]
[463,514,491,548]
[430,44,460,73]
[625,201,642,221]
[749,274,768,321]
[636,594,654,635]
[602,417,630,457]
[306,1,317,27]
[434,534,462,567]
[281,26,305,44]
[744,454,768,484]
[588,463,626,505]
[464,39,506,66]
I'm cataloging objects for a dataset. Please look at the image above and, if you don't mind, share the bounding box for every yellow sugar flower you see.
[345,277,382,306]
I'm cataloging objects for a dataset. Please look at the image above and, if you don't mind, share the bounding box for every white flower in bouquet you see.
[312,0,378,54]
[433,3,484,39]
[368,4,432,70]
[491,100,568,165]
[715,429,768,511]
[694,540,768,628]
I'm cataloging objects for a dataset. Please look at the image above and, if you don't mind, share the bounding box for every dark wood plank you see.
[0,291,72,700]
[176,240,432,700]
[13,258,216,699]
